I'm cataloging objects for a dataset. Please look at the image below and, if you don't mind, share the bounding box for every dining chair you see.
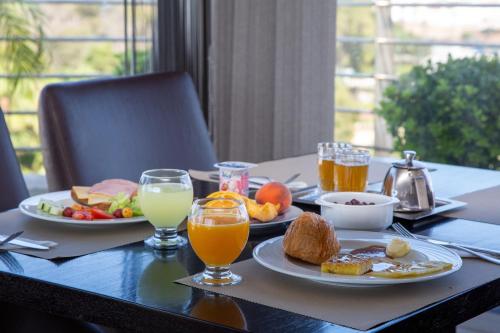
[0,109,29,211]
[39,72,217,190]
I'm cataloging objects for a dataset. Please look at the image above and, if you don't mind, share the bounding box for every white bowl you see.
[315,192,400,231]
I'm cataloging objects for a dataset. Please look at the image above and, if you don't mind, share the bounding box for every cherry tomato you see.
[122,207,133,218]
[113,209,123,218]
[72,211,85,220]
[63,207,74,218]
[82,211,93,220]
[90,208,114,219]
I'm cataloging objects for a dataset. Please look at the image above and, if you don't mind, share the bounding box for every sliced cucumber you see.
[48,206,64,216]
[37,199,64,216]
[37,200,45,211]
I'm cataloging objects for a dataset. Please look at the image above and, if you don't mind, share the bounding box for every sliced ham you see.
[89,179,138,198]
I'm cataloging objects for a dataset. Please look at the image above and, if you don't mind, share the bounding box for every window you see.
[0,0,154,188]
[335,0,500,156]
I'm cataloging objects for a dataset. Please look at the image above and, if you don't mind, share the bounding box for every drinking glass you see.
[188,198,250,286]
[139,169,193,250]
[317,142,351,192]
[334,149,370,192]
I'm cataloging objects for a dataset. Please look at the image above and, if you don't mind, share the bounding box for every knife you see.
[6,238,49,250]
[419,237,500,257]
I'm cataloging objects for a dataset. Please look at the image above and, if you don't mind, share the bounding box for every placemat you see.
[442,185,500,225]
[190,154,391,187]
[177,258,500,331]
[0,209,154,259]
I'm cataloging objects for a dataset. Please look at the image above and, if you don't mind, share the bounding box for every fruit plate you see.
[253,230,462,287]
[250,205,303,231]
[19,191,147,226]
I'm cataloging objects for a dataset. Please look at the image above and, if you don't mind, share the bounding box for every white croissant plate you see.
[253,230,462,287]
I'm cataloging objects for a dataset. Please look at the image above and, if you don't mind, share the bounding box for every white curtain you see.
[208,0,337,162]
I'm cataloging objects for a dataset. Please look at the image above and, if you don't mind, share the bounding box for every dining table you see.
[0,156,499,333]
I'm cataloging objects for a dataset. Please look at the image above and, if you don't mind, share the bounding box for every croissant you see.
[283,212,340,265]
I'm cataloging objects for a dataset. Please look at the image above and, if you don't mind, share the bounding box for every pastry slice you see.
[368,261,452,278]
[321,254,372,275]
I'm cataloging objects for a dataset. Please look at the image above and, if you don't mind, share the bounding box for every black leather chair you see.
[39,72,217,191]
[0,109,28,211]
[1,112,106,331]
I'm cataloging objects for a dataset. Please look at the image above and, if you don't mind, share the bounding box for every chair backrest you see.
[39,72,217,190]
[0,110,29,211]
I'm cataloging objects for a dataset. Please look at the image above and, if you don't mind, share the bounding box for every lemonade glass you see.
[139,169,193,250]
[188,198,249,286]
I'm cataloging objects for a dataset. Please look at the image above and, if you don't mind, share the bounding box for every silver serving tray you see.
[293,187,467,221]
[393,198,466,221]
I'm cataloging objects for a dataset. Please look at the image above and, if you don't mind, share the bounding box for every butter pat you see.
[386,238,411,258]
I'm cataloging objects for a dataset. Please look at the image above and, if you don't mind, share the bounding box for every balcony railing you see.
[2,0,499,155]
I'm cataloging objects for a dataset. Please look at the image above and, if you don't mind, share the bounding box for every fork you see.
[392,223,500,265]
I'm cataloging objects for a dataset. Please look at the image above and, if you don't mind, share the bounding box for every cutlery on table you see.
[0,234,50,251]
[391,223,500,257]
[208,173,267,186]
[291,185,318,198]
[9,238,50,250]
[392,223,500,265]
[0,231,24,246]
[283,173,301,185]
[210,173,302,186]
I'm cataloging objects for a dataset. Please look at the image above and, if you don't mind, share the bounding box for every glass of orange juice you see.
[188,198,249,286]
[334,149,370,192]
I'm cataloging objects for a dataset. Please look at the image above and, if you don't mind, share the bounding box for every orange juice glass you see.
[334,149,370,192]
[188,198,249,286]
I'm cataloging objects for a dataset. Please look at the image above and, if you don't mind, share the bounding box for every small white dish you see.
[253,230,462,287]
[315,192,399,231]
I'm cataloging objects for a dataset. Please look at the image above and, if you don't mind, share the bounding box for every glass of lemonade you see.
[334,149,370,192]
[139,169,193,250]
[188,198,249,286]
[317,142,351,192]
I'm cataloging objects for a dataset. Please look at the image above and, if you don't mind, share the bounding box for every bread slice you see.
[72,186,90,199]
[71,186,91,205]
[321,254,372,275]
[71,186,111,210]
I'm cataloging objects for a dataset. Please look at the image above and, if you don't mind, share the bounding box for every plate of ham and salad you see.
[19,179,147,225]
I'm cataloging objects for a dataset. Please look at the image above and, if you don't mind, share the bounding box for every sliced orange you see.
[204,199,239,209]
[207,191,244,201]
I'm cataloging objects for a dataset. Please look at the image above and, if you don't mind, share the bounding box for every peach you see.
[255,182,292,214]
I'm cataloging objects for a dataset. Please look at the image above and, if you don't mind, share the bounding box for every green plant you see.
[113,50,151,76]
[0,0,45,174]
[376,56,500,170]
[0,0,45,95]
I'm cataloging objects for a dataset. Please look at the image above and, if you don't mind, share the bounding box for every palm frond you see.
[0,0,45,96]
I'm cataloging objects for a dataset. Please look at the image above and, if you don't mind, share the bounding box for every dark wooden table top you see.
[0,160,499,333]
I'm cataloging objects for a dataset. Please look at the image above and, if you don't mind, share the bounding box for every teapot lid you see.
[392,150,426,170]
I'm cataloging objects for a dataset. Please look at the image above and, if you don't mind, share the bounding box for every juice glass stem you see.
[145,227,187,250]
[192,265,242,286]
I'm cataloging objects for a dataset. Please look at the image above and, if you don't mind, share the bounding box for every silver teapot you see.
[382,150,435,212]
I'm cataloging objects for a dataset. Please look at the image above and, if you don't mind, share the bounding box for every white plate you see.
[19,191,147,226]
[250,205,303,230]
[253,230,462,286]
